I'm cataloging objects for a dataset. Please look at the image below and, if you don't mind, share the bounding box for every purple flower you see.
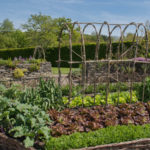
[132,57,150,62]
[14,57,18,61]
[29,56,33,60]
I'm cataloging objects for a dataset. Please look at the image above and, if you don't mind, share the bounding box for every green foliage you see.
[46,124,150,150]
[0,18,14,31]
[28,64,40,72]
[2,84,22,99]
[0,84,6,94]
[28,58,45,64]
[0,96,51,148]
[13,68,24,78]
[0,59,7,66]
[63,91,138,107]
[20,78,64,111]
[137,77,150,102]
[22,13,73,48]
[62,82,140,97]
[0,42,133,67]
[0,58,16,68]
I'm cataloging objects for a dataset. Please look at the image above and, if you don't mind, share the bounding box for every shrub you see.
[0,42,133,67]
[28,64,40,72]
[0,59,7,66]
[0,59,16,68]
[22,68,28,73]
[28,58,45,65]
[6,58,15,68]
[13,68,24,78]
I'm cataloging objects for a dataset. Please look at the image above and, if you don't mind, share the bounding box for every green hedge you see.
[0,42,133,67]
[0,47,34,60]
[46,124,150,150]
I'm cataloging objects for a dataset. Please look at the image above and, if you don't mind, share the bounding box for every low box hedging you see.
[46,124,150,150]
[0,42,133,67]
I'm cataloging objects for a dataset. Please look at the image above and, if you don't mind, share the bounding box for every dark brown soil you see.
[0,133,35,150]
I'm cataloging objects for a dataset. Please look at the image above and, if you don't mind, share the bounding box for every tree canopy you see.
[0,14,149,49]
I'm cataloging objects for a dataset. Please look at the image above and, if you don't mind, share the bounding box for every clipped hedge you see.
[46,124,150,150]
[0,42,133,67]
[0,47,34,60]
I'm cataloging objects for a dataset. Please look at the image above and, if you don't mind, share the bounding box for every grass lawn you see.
[52,67,79,74]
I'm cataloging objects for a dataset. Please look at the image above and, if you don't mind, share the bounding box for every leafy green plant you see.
[46,124,150,150]
[0,59,7,66]
[13,68,24,78]
[20,78,64,111]
[22,68,28,73]
[61,83,139,97]
[137,77,150,102]
[0,96,51,148]
[6,58,16,68]
[49,102,150,137]
[63,91,138,108]
[0,58,16,68]
[28,58,45,65]
[28,64,40,72]
[0,84,6,95]
[3,84,23,99]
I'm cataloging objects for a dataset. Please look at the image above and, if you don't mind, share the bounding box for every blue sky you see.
[0,0,150,30]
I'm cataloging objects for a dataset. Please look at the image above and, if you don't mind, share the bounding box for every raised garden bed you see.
[0,133,35,150]
[74,138,150,150]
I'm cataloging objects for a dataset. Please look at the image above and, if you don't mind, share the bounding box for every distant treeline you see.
[0,13,141,50]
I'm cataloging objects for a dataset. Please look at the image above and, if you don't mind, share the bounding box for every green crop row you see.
[46,124,150,150]
[63,91,138,107]
[61,82,141,96]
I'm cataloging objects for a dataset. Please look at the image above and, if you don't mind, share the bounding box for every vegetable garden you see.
[1,21,150,150]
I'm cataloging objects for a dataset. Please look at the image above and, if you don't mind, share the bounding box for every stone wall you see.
[0,62,52,86]
[86,61,150,83]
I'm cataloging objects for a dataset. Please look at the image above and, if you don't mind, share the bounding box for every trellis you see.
[33,45,45,60]
[57,21,149,105]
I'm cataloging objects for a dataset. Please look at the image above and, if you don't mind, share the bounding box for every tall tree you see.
[22,13,58,48]
[0,19,17,48]
[0,18,14,32]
